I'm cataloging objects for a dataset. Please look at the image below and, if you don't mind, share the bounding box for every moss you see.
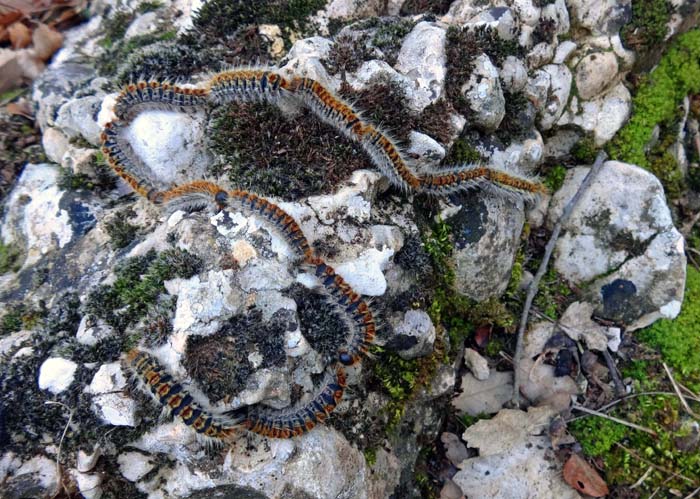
[363,447,377,466]
[400,0,452,15]
[85,248,202,334]
[136,0,163,13]
[324,32,373,77]
[620,0,673,51]
[638,266,700,390]
[417,100,456,145]
[569,416,629,456]
[104,210,139,249]
[543,164,567,192]
[609,29,700,169]
[0,241,22,274]
[532,267,573,319]
[371,18,416,66]
[648,149,684,199]
[100,31,185,80]
[98,11,134,50]
[570,136,599,164]
[443,137,484,165]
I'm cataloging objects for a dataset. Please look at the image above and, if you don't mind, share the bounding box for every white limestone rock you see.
[395,22,447,112]
[575,51,619,100]
[86,362,138,427]
[393,309,436,360]
[499,55,528,92]
[38,357,78,394]
[461,54,505,132]
[538,64,572,130]
[464,348,490,381]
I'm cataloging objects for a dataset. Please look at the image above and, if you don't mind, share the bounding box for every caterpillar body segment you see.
[114,81,209,121]
[235,366,347,438]
[124,349,239,442]
[418,164,547,198]
[308,257,377,366]
[206,69,292,104]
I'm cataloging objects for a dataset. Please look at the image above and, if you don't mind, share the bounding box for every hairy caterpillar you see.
[102,65,547,442]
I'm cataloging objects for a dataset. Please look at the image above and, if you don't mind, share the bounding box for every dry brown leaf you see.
[8,21,31,48]
[0,11,23,28]
[32,22,63,61]
[6,99,33,118]
[0,49,24,93]
[562,454,609,497]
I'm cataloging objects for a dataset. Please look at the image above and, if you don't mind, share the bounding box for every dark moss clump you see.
[0,116,46,202]
[288,283,347,361]
[543,164,567,192]
[183,308,287,403]
[442,137,484,166]
[371,18,416,66]
[445,25,520,115]
[570,135,599,164]
[208,102,366,199]
[532,16,557,45]
[0,303,45,336]
[339,77,417,143]
[104,209,140,249]
[324,33,373,78]
[188,0,324,59]
[85,248,202,333]
[400,0,452,15]
[495,90,534,142]
[417,99,456,144]
[620,0,673,51]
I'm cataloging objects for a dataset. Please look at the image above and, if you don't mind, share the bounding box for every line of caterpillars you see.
[104,68,545,442]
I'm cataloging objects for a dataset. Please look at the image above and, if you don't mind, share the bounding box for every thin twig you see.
[630,467,653,489]
[686,486,700,499]
[663,362,700,418]
[603,349,626,397]
[45,401,74,498]
[572,404,657,436]
[616,442,698,485]
[512,151,608,407]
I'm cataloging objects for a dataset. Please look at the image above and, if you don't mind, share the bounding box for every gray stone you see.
[441,432,469,467]
[41,127,71,164]
[499,55,528,92]
[575,51,619,100]
[465,8,518,41]
[548,161,686,330]
[568,0,632,35]
[526,41,554,69]
[512,0,541,27]
[55,95,104,146]
[393,310,436,360]
[2,455,60,499]
[87,362,138,427]
[557,82,631,145]
[395,22,447,112]
[553,40,577,64]
[407,131,446,170]
[460,54,505,132]
[541,0,570,36]
[539,64,572,129]
[450,193,524,301]
[464,348,490,381]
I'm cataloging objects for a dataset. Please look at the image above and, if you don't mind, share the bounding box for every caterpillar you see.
[103,65,547,442]
[124,349,239,442]
[124,348,346,441]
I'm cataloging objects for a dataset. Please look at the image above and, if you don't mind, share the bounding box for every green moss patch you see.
[0,241,23,274]
[620,0,673,51]
[609,29,700,196]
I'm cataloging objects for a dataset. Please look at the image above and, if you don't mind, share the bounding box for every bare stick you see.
[572,404,657,437]
[45,401,74,498]
[685,486,700,499]
[512,151,608,406]
[663,362,700,418]
[630,467,653,489]
[603,349,626,397]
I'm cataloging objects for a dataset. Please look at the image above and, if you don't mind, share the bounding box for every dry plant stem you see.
[663,362,700,418]
[603,349,626,397]
[615,442,699,486]
[572,404,657,437]
[686,486,700,499]
[512,151,608,407]
[631,467,654,489]
[45,400,74,498]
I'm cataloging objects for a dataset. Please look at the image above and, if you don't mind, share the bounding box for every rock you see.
[557,82,631,145]
[544,129,581,160]
[461,54,505,132]
[541,0,570,36]
[347,60,409,91]
[526,42,554,69]
[575,51,618,100]
[41,127,71,164]
[517,356,579,410]
[258,24,285,58]
[449,193,524,301]
[548,161,686,330]
[1,164,72,268]
[392,310,436,360]
[325,0,385,19]
[452,371,513,416]
[454,407,581,499]
[512,0,542,27]
[118,451,154,482]
[282,36,337,91]
[464,348,490,381]
[38,357,77,394]
[77,447,101,473]
[559,301,609,351]
[55,95,104,146]
[441,432,469,467]
[553,40,577,64]
[0,330,33,357]
[2,455,59,498]
[395,22,447,112]
[441,479,465,499]
[538,64,572,130]
[71,470,103,499]
[76,316,114,347]
[499,55,528,92]
[32,62,95,132]
[86,362,138,427]
[124,12,159,39]
[407,131,446,170]
[465,8,518,41]
[568,0,632,36]
[118,108,211,188]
